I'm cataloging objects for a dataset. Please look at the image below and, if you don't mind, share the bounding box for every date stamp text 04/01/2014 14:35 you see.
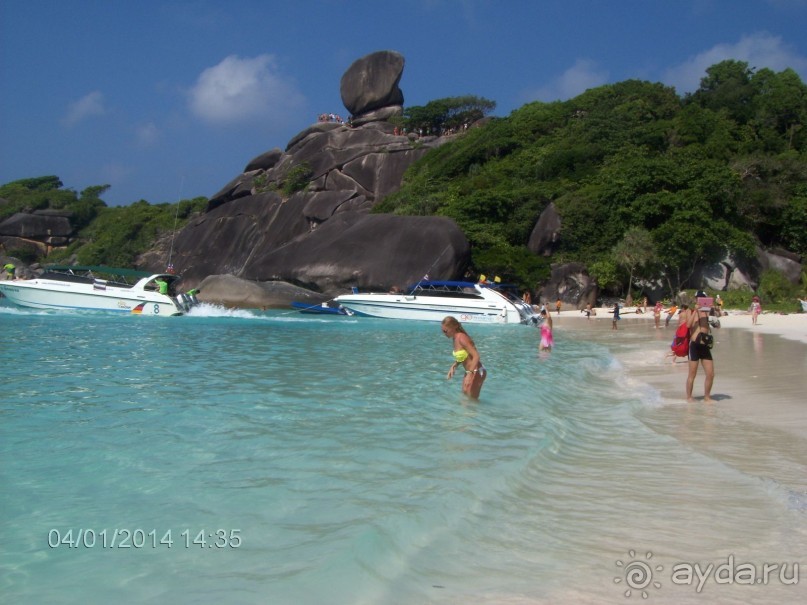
[47,528,242,549]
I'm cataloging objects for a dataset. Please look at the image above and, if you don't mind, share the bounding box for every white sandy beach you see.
[554,306,807,432]
[545,306,807,604]
[555,305,807,473]
[555,304,807,342]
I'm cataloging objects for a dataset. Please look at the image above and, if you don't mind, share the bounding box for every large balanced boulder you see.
[340,50,404,118]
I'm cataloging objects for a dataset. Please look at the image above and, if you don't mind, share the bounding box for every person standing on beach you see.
[555,298,562,315]
[664,304,678,327]
[653,301,663,328]
[685,304,715,402]
[750,296,762,325]
[442,316,486,400]
[612,302,620,330]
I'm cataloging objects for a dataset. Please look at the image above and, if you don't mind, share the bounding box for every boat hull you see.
[333,294,519,323]
[0,280,183,316]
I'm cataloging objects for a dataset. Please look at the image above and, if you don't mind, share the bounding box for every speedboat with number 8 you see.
[0,265,198,316]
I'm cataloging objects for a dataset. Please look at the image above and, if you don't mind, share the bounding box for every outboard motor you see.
[177,293,193,312]
[515,299,541,325]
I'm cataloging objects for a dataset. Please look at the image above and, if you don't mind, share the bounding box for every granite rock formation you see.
[0,209,76,257]
[527,202,561,257]
[538,262,598,309]
[340,51,404,124]
[144,50,468,306]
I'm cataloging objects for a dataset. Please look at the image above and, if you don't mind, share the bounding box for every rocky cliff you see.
[142,50,472,305]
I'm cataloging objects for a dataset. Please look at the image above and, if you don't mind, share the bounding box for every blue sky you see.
[2,0,806,206]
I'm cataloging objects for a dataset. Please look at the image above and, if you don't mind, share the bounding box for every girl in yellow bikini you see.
[441,316,486,399]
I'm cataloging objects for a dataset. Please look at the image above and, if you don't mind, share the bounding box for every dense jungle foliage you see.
[376,60,807,295]
[0,176,206,266]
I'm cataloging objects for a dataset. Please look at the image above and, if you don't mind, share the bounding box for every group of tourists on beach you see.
[442,290,738,404]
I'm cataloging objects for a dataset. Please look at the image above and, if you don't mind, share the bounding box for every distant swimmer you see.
[442,316,486,400]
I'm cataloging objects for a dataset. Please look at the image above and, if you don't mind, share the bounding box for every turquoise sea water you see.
[1,304,804,604]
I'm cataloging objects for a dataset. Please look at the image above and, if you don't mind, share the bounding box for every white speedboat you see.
[333,280,540,324]
[0,265,197,316]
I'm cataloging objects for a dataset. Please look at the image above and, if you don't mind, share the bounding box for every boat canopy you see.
[407,280,476,289]
[43,265,159,279]
[406,280,520,292]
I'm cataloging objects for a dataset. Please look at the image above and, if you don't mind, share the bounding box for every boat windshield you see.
[410,282,484,299]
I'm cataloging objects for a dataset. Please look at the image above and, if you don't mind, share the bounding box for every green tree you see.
[758,269,798,304]
[281,163,312,196]
[780,194,807,256]
[612,227,657,297]
[76,198,205,267]
[403,95,496,135]
[688,60,756,124]
[750,67,807,152]
[588,257,621,295]
[0,176,78,220]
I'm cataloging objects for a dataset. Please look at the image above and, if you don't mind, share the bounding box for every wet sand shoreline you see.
[554,309,807,494]
[554,309,807,431]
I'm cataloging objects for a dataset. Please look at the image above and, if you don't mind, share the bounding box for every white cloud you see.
[135,121,160,147]
[664,32,807,94]
[62,91,106,127]
[523,59,609,103]
[188,54,305,125]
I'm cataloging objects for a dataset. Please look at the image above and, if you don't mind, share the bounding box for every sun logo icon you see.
[614,550,663,598]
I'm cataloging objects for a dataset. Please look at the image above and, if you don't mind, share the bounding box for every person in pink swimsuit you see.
[539,310,554,352]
